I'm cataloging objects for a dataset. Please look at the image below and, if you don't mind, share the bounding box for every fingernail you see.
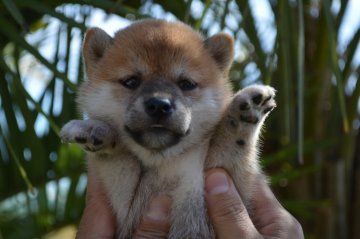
[206,171,229,195]
[145,196,171,221]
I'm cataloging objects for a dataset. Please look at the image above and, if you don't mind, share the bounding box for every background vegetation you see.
[0,0,359,238]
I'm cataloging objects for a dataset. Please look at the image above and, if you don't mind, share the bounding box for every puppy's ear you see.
[82,28,113,76]
[204,33,234,72]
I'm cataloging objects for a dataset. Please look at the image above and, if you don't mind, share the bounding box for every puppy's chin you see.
[125,126,189,150]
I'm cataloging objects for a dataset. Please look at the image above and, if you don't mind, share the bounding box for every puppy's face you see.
[78,20,233,158]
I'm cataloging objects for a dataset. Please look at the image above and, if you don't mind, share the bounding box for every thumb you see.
[133,195,171,239]
[205,168,262,239]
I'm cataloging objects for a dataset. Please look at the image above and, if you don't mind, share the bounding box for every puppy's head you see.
[78,20,234,159]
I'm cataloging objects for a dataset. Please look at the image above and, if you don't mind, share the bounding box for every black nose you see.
[144,98,174,118]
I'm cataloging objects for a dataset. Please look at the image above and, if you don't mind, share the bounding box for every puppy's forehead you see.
[110,21,207,70]
[115,20,203,50]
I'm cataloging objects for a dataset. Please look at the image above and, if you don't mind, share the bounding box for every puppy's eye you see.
[177,78,198,91]
[120,75,141,89]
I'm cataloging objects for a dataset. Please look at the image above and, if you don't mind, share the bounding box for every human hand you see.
[76,161,171,239]
[77,165,303,239]
[205,168,304,239]
[76,163,116,239]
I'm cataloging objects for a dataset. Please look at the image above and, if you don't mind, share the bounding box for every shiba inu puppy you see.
[60,19,276,238]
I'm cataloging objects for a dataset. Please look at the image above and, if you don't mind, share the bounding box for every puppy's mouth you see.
[124,124,189,150]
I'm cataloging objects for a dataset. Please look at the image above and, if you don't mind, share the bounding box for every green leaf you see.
[1,0,27,30]
[282,199,332,218]
[323,0,350,133]
[342,28,360,82]
[270,165,321,185]
[0,15,77,91]
[17,0,87,32]
[183,0,193,23]
[296,0,305,164]
[335,0,350,29]
[276,0,292,144]
[194,0,211,30]
[83,0,149,18]
[0,127,34,194]
[235,0,268,83]
[0,56,61,136]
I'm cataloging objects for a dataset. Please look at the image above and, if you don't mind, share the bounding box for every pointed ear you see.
[82,27,113,76]
[204,33,234,72]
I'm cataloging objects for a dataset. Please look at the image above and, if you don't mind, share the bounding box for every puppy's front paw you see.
[60,119,116,152]
[234,85,276,124]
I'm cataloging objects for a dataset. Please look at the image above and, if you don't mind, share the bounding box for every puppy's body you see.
[60,20,276,238]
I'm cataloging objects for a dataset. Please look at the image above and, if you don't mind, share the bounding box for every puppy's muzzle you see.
[144,97,174,119]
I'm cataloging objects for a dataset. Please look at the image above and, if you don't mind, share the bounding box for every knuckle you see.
[211,196,248,225]
[134,227,168,239]
[133,216,170,239]
[275,210,304,239]
[289,217,304,238]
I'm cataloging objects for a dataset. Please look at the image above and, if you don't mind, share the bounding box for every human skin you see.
[76,166,303,239]
[204,168,304,239]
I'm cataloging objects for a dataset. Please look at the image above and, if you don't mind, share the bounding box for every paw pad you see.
[236,139,245,146]
[233,85,276,125]
[75,137,87,144]
[252,94,263,105]
[240,102,250,111]
[60,119,115,153]
[92,137,103,146]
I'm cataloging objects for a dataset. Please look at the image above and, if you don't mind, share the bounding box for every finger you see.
[85,162,104,202]
[133,195,171,239]
[251,179,304,238]
[76,162,116,239]
[205,168,262,239]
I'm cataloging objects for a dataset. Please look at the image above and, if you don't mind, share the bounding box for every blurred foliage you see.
[0,0,359,238]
